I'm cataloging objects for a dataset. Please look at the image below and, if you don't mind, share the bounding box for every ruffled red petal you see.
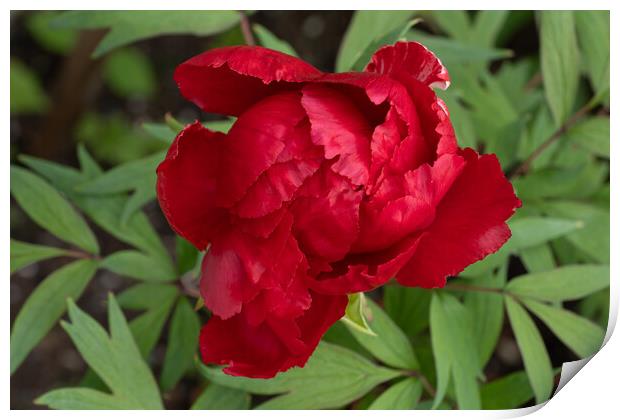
[290,165,362,267]
[156,122,227,250]
[175,46,322,116]
[200,291,347,378]
[365,41,450,90]
[216,91,308,208]
[397,149,521,288]
[301,84,373,186]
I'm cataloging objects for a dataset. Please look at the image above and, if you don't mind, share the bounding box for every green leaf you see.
[429,11,471,40]
[505,296,554,404]
[563,117,610,158]
[25,11,77,54]
[462,217,582,277]
[253,23,297,56]
[513,164,607,201]
[506,264,609,301]
[10,58,48,114]
[160,297,201,391]
[128,296,176,358]
[53,11,241,57]
[11,165,99,254]
[341,292,375,336]
[463,266,507,367]
[117,283,178,311]
[430,293,481,409]
[74,150,161,195]
[101,250,177,282]
[471,11,509,47]
[407,31,512,64]
[37,295,163,409]
[76,144,103,178]
[199,342,401,409]
[539,11,580,126]
[345,298,418,370]
[10,260,98,374]
[368,378,423,410]
[191,384,250,410]
[142,122,177,142]
[384,286,431,338]
[538,200,609,263]
[21,154,170,261]
[336,10,414,71]
[522,298,605,358]
[575,11,609,104]
[176,236,200,275]
[204,119,235,133]
[103,47,156,98]
[35,388,129,410]
[10,239,69,274]
[480,371,534,409]
[520,243,556,273]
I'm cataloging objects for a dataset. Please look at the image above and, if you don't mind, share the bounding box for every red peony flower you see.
[156,42,521,378]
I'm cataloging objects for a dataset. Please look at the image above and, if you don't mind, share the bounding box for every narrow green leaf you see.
[520,243,556,273]
[480,371,534,409]
[129,296,176,358]
[575,11,609,103]
[199,342,401,409]
[430,293,481,409]
[101,250,177,282]
[25,11,77,54]
[336,10,414,71]
[471,11,509,47]
[538,201,609,263]
[368,378,423,410]
[191,384,250,410]
[10,239,69,274]
[56,296,163,409]
[522,298,605,358]
[463,266,507,367]
[345,299,418,370]
[11,165,99,254]
[563,117,610,158]
[75,151,163,195]
[429,11,471,40]
[506,265,609,301]
[253,23,297,56]
[117,283,178,311]
[142,122,177,142]
[407,31,512,64]
[539,11,580,126]
[160,297,201,391]
[76,144,103,178]
[384,286,431,338]
[36,388,129,410]
[10,259,98,374]
[53,11,241,57]
[505,296,554,404]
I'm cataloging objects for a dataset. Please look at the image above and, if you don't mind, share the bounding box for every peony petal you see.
[301,84,373,185]
[397,149,521,288]
[175,46,322,116]
[200,291,347,378]
[308,236,422,294]
[232,120,322,218]
[290,165,362,266]
[217,91,307,208]
[200,213,295,319]
[156,122,227,250]
[365,41,450,90]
